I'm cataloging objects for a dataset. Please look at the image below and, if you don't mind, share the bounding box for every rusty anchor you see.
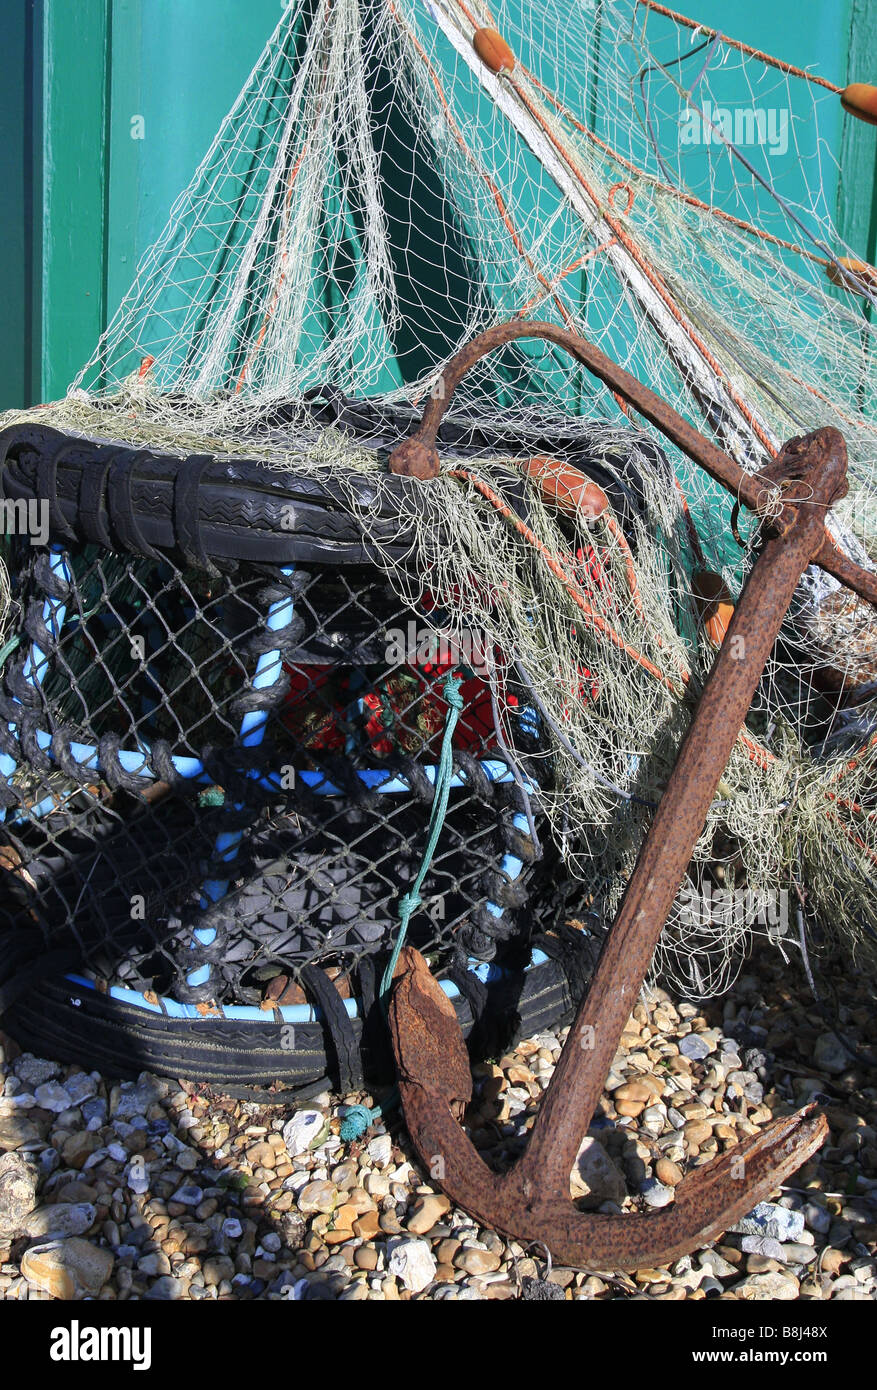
[385,319,877,1270]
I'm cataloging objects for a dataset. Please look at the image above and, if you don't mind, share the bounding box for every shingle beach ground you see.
[1,943,874,1302]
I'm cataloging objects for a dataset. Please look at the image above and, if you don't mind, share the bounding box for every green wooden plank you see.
[104,0,282,324]
[0,1,41,411]
[40,0,111,401]
[837,0,877,321]
[104,0,143,336]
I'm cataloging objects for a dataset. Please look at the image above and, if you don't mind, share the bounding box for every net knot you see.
[398,890,422,919]
[443,671,464,711]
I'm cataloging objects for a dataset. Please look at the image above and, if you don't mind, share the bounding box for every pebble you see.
[0,1151,39,1237]
[734,1271,800,1300]
[679,1034,712,1061]
[699,1249,738,1279]
[170,1184,203,1207]
[22,1238,114,1299]
[740,1235,786,1260]
[63,1072,98,1107]
[15,1055,60,1088]
[33,1081,76,1113]
[297,1181,338,1214]
[23,1202,96,1239]
[0,1115,41,1151]
[455,1247,502,1276]
[813,1032,847,1075]
[804,1201,832,1236]
[387,1239,436,1293]
[571,1137,627,1204]
[406,1193,450,1235]
[281,1109,327,1156]
[655,1158,682,1186]
[640,1180,674,1209]
[143,1275,186,1301]
[731,1202,805,1243]
[367,1134,393,1167]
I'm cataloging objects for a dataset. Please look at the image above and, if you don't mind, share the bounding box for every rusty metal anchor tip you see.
[382,320,876,1271]
[389,946,828,1271]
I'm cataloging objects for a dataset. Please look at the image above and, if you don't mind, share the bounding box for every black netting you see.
[0,526,550,1015]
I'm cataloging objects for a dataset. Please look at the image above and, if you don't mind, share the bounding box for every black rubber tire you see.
[5,956,577,1095]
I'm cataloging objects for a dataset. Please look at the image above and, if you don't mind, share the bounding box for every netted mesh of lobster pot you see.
[0,401,652,1091]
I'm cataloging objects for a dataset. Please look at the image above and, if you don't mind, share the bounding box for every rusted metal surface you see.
[385,319,877,1268]
[388,318,877,607]
[391,948,827,1270]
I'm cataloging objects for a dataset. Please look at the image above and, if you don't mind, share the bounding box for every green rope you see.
[343,670,464,1143]
[379,669,464,1007]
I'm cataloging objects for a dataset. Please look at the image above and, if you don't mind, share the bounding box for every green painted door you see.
[2,0,875,410]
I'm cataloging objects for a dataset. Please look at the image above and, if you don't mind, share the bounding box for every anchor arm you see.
[390,317,877,607]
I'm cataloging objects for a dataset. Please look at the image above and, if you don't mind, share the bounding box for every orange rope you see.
[601,512,646,621]
[827,813,877,867]
[450,467,685,693]
[389,1,579,330]
[503,74,779,457]
[635,1,842,93]
[514,238,616,318]
[522,76,831,269]
[829,729,877,785]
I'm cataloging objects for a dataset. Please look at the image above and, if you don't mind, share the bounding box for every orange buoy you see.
[840,82,877,125]
[692,570,735,649]
[521,456,608,520]
[826,255,877,295]
[473,27,516,76]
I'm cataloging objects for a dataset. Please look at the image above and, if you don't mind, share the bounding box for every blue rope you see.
[342,671,464,1143]
[340,1103,378,1142]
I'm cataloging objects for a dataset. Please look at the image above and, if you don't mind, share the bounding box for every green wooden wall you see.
[2,0,875,411]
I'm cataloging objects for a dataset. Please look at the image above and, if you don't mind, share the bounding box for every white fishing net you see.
[3,0,877,995]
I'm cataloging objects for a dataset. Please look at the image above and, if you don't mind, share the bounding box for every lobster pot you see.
[0,419,580,1091]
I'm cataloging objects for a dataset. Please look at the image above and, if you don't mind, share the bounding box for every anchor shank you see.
[516,427,848,1203]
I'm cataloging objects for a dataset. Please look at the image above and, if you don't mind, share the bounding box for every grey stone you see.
[32,1081,73,1114]
[804,1202,831,1235]
[113,1072,168,1119]
[640,1179,674,1209]
[781,1242,817,1266]
[679,1034,712,1060]
[813,1032,847,1075]
[23,1202,97,1239]
[14,1056,59,1088]
[170,1184,203,1206]
[63,1073,98,1107]
[571,1137,627,1204]
[731,1201,805,1243]
[0,1151,39,1237]
[143,1275,186,1300]
[740,1235,786,1260]
[699,1249,738,1279]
